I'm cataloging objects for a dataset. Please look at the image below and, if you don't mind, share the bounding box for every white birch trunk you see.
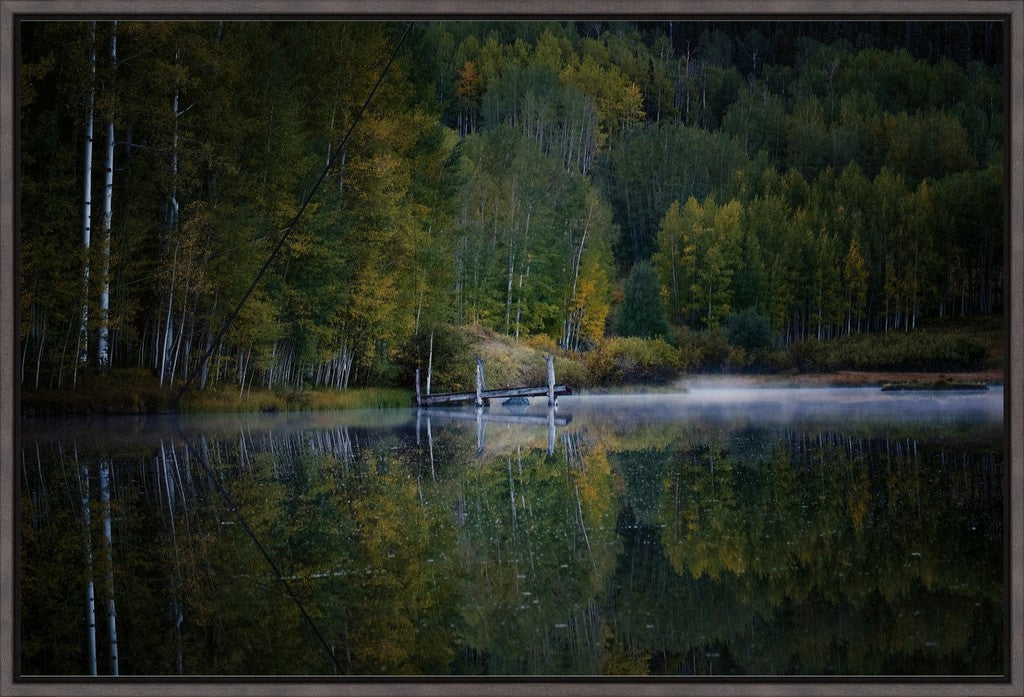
[158,79,181,386]
[77,23,97,376]
[564,204,591,349]
[78,452,97,676]
[168,280,190,388]
[97,24,116,371]
[98,457,118,675]
[426,330,433,395]
[159,246,176,387]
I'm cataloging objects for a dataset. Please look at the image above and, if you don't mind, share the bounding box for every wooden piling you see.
[546,354,556,406]
[547,405,556,455]
[475,356,484,407]
[476,406,485,453]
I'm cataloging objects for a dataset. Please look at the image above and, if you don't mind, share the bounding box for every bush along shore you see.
[21,318,1002,417]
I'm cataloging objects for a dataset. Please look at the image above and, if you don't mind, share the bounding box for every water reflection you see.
[19,389,1004,676]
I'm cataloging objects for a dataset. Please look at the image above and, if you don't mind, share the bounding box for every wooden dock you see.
[415,354,570,407]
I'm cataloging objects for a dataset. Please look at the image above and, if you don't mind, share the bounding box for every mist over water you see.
[559,385,1003,428]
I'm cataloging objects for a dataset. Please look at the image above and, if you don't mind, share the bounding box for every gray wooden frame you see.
[0,2,1021,695]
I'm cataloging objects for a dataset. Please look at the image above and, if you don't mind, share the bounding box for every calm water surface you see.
[20,387,1004,676]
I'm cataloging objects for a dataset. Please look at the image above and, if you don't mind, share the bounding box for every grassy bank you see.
[21,369,411,417]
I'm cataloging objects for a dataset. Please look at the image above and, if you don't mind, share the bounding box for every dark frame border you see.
[1,2,1021,696]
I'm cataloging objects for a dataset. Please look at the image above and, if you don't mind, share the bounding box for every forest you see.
[18,20,1005,406]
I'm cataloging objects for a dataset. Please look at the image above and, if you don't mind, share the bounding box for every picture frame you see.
[1,1,1021,695]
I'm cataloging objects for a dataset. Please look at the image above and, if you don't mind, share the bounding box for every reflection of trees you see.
[454,432,621,674]
[19,419,1002,676]
[21,429,464,675]
[181,448,462,674]
[640,427,1003,674]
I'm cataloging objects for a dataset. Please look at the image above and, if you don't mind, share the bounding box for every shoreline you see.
[20,369,1004,418]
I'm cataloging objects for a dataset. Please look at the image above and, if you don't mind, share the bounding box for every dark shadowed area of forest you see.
[19,20,1005,412]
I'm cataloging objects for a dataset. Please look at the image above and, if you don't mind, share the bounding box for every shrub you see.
[554,356,589,389]
[523,333,559,353]
[786,329,990,373]
[696,327,734,372]
[673,326,749,372]
[673,326,703,372]
[585,337,680,385]
[762,348,798,373]
[724,309,775,351]
[836,330,988,371]
[789,339,840,372]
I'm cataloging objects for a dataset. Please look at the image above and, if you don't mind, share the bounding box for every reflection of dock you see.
[416,404,571,456]
[419,407,571,427]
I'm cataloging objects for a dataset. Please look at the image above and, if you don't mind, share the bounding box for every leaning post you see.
[546,354,556,406]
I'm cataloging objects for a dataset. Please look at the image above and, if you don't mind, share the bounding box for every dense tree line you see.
[19,20,1003,393]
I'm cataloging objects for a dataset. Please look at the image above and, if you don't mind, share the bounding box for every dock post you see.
[415,367,421,406]
[547,406,556,455]
[476,406,485,454]
[475,356,485,407]
[546,354,556,406]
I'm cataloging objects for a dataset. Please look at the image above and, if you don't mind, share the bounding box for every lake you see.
[19,387,1005,676]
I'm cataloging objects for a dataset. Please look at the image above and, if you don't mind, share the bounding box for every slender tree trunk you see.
[98,457,119,675]
[77,23,97,381]
[504,246,515,335]
[159,72,182,387]
[168,278,190,389]
[564,207,590,348]
[515,269,525,341]
[34,315,46,390]
[426,330,433,396]
[77,450,97,676]
[97,24,117,371]
[159,246,177,388]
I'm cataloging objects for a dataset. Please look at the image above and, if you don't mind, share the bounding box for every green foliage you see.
[724,308,775,351]
[584,336,680,385]
[789,329,990,373]
[674,326,746,373]
[612,261,671,340]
